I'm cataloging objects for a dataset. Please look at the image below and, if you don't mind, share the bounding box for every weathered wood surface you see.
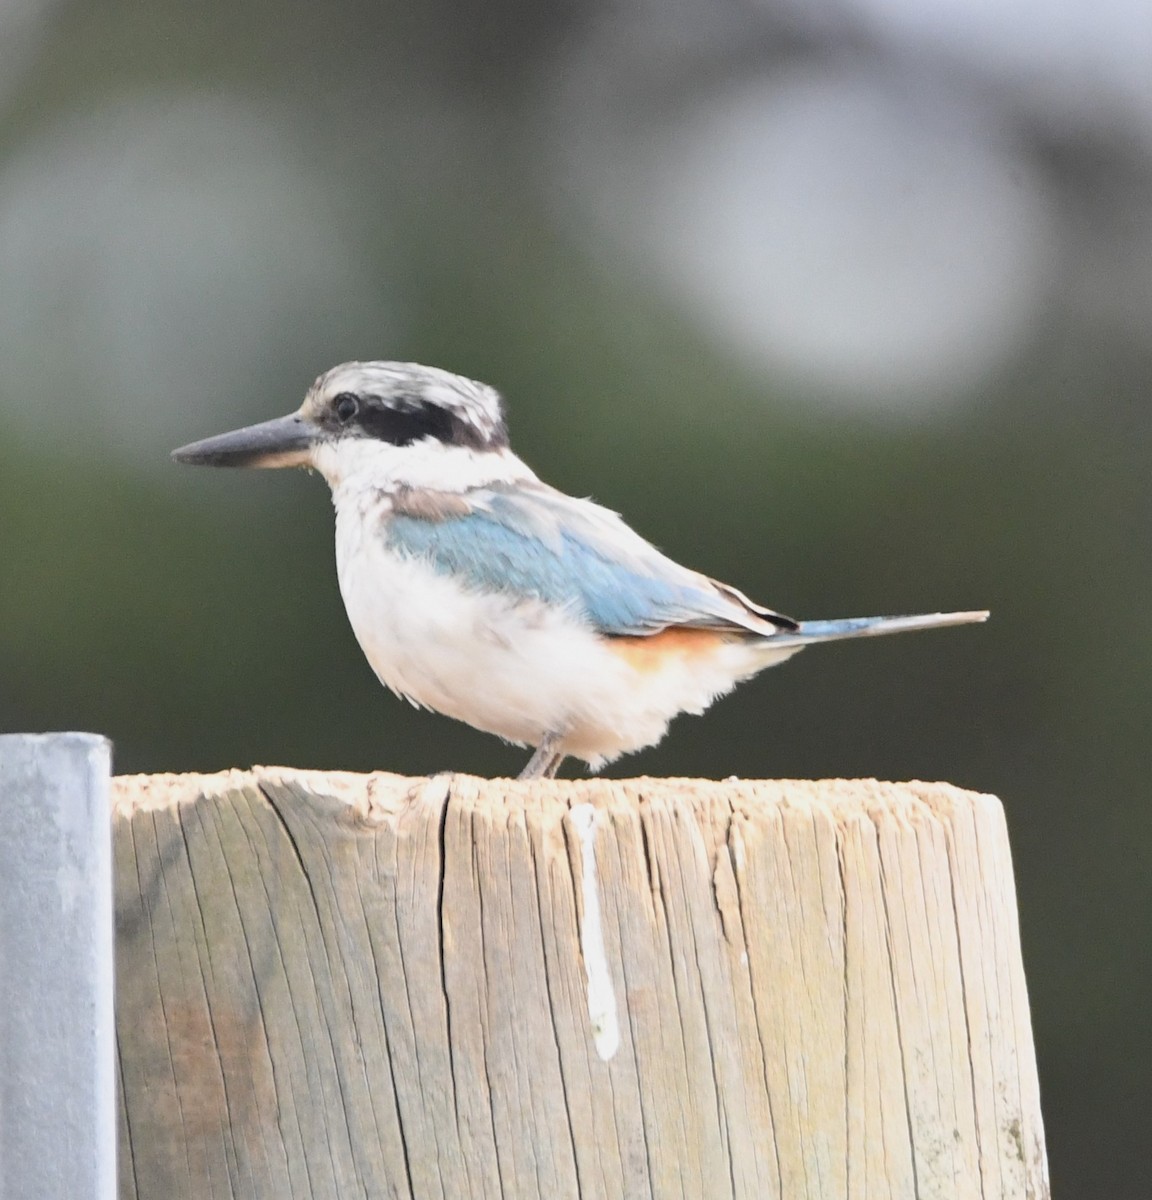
[113,772,1049,1199]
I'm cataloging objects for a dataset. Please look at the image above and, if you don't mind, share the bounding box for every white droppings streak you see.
[568,803,620,1061]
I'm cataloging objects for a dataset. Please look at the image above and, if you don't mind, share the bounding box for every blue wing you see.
[383,483,792,638]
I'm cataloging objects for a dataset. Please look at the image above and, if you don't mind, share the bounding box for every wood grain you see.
[113,772,1049,1199]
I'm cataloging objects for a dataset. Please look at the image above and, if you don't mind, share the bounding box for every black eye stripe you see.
[356,400,458,447]
[329,390,502,450]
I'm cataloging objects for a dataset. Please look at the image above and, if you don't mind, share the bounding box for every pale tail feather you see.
[765,609,989,649]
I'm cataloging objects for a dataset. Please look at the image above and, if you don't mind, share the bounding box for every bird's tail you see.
[765,609,989,650]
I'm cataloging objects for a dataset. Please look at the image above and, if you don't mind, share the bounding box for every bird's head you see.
[172,361,516,490]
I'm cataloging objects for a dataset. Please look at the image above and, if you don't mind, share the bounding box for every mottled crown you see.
[304,361,509,451]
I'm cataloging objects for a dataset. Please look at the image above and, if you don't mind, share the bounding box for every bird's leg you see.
[518,733,565,781]
[542,752,565,778]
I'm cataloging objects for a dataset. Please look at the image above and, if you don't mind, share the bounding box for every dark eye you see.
[334,393,360,423]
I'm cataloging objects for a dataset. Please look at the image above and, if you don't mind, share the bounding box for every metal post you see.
[0,733,115,1200]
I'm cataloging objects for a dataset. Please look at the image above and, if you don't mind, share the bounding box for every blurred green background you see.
[1,0,1149,1193]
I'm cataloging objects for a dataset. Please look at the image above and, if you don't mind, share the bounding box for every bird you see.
[172,361,988,780]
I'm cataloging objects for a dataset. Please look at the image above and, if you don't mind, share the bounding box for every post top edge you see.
[110,767,1000,822]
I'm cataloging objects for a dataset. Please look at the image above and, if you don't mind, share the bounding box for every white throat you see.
[312,436,538,504]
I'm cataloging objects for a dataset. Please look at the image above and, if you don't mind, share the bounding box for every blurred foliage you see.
[1,0,1151,1194]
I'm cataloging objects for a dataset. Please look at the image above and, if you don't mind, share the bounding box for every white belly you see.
[333,503,791,767]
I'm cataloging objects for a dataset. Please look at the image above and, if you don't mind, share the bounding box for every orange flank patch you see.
[606,627,732,674]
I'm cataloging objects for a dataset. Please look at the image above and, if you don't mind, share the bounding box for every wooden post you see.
[113,770,1049,1199]
[0,732,116,1200]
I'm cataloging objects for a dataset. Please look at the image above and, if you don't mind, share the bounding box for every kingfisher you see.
[172,362,987,779]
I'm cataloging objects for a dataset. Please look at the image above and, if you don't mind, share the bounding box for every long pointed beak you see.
[171,413,315,468]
